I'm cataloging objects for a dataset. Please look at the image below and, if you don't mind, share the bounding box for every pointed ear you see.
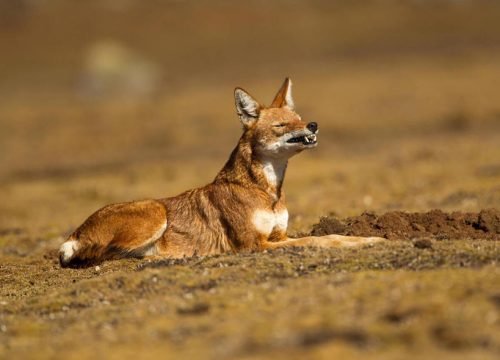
[234,88,260,126]
[271,77,294,110]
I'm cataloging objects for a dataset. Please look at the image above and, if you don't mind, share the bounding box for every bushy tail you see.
[59,237,108,268]
[59,235,149,268]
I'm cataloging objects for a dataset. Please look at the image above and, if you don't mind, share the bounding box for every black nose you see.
[307,122,318,133]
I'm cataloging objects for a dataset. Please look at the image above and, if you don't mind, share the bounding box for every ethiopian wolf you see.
[60,78,384,267]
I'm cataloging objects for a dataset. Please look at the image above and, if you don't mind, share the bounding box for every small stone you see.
[363,195,373,207]
[413,238,433,249]
[176,302,210,316]
[95,266,101,272]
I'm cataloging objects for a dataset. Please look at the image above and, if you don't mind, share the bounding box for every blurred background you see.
[1,0,499,233]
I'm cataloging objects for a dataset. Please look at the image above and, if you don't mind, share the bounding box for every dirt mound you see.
[310,208,500,240]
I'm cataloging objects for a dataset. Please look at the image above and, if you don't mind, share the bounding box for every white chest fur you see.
[252,209,288,235]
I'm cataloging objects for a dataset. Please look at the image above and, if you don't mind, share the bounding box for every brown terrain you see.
[0,1,499,359]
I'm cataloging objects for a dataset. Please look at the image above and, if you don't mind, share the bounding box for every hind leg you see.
[59,199,168,267]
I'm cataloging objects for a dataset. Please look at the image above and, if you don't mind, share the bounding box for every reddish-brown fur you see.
[60,78,384,267]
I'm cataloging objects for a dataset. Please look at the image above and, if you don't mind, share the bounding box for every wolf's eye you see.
[273,123,286,128]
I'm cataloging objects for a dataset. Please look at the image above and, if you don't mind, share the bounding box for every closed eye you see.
[273,123,286,128]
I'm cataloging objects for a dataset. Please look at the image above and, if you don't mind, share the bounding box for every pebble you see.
[413,238,433,249]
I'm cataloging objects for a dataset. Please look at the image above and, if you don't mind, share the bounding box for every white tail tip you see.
[59,240,80,266]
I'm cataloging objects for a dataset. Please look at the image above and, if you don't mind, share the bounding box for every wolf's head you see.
[234,78,318,160]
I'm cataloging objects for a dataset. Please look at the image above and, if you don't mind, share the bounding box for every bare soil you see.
[311,209,500,241]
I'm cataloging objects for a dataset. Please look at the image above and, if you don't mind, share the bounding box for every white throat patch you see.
[261,159,287,188]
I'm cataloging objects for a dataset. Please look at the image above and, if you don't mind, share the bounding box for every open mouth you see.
[286,133,317,145]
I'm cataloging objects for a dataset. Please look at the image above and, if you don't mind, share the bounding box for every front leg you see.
[263,234,386,250]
